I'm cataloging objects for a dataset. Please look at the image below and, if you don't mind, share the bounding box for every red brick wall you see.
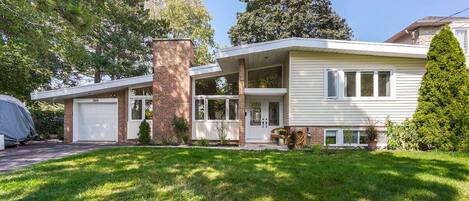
[152,39,194,143]
[288,126,325,145]
[62,90,128,143]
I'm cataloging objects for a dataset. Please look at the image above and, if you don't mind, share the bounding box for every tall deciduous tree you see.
[413,26,469,151]
[229,0,352,45]
[145,0,216,65]
[0,0,92,100]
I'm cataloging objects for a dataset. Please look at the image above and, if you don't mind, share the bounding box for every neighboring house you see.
[386,16,469,54]
[31,37,429,147]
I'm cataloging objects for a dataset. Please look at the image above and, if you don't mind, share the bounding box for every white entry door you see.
[246,97,282,143]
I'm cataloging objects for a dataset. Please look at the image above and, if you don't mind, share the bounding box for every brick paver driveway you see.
[0,142,110,172]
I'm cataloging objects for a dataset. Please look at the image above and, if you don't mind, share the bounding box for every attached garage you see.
[73,98,118,142]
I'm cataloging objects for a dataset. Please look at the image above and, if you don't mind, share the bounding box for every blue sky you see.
[203,0,469,46]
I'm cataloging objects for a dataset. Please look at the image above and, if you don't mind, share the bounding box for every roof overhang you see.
[31,75,153,102]
[189,63,222,77]
[216,37,429,60]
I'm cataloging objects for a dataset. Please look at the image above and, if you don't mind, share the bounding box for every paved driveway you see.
[0,142,110,172]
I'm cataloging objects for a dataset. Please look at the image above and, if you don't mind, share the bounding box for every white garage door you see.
[76,101,118,142]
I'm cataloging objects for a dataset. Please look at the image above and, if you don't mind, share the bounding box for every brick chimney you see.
[152,39,194,143]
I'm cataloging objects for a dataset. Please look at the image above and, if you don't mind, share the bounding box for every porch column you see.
[238,58,246,146]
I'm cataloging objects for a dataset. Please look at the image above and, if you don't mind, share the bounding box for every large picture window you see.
[195,73,238,95]
[129,86,153,121]
[247,66,282,88]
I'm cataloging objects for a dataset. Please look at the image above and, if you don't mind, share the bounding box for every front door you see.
[246,97,282,143]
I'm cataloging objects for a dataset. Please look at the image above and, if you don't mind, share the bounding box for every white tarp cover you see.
[0,95,36,145]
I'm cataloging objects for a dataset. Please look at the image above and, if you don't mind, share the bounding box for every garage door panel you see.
[77,102,118,141]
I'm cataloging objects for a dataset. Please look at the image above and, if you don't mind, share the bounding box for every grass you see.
[0,148,468,201]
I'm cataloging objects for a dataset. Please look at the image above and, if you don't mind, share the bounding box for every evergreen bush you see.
[413,25,469,151]
[138,119,151,145]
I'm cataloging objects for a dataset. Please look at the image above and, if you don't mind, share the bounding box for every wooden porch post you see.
[238,58,246,146]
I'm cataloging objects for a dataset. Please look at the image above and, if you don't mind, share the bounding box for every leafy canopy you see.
[412,25,469,151]
[229,0,353,45]
[145,0,216,65]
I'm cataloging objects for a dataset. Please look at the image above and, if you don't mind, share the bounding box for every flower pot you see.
[367,141,378,151]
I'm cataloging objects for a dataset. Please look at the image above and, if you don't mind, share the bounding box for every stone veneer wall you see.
[152,39,194,143]
[63,90,128,143]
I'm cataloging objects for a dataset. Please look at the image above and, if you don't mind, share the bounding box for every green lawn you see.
[1,148,468,201]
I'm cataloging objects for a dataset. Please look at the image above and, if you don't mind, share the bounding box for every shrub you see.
[138,119,151,145]
[385,117,420,150]
[197,138,209,146]
[171,116,189,144]
[278,128,287,135]
[216,120,228,145]
[413,25,469,151]
[28,104,64,140]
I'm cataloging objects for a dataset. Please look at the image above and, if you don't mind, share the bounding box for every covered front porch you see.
[191,48,289,145]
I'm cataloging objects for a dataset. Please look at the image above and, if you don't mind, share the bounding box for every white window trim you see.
[325,68,396,101]
[324,128,368,146]
[128,86,153,122]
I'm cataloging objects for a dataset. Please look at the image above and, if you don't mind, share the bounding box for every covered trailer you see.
[0,95,36,146]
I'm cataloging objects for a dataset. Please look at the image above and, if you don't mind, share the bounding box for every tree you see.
[0,0,168,101]
[145,0,216,65]
[81,0,168,83]
[0,0,92,101]
[229,0,352,45]
[413,25,469,151]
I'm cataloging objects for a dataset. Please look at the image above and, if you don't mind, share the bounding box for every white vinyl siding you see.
[288,51,426,126]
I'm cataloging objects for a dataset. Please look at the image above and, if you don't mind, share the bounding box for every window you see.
[144,100,153,120]
[360,71,374,97]
[378,71,391,97]
[229,99,239,120]
[248,66,282,88]
[455,29,468,52]
[325,130,337,145]
[131,100,142,120]
[129,86,153,121]
[327,70,338,98]
[343,130,359,144]
[195,99,205,120]
[269,102,279,126]
[208,99,226,120]
[130,86,152,96]
[344,72,356,97]
[195,73,238,95]
[359,131,367,144]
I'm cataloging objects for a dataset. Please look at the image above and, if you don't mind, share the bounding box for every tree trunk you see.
[94,70,102,83]
[94,45,102,83]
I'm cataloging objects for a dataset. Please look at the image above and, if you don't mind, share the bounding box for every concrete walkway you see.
[0,142,110,172]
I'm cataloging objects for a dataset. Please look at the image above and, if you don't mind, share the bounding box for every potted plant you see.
[365,119,379,150]
[278,128,287,145]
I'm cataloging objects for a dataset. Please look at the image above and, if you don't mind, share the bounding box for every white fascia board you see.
[244,88,288,96]
[189,63,222,76]
[31,74,153,101]
[216,38,429,59]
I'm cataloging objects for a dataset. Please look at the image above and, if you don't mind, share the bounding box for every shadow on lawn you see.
[1,148,468,201]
